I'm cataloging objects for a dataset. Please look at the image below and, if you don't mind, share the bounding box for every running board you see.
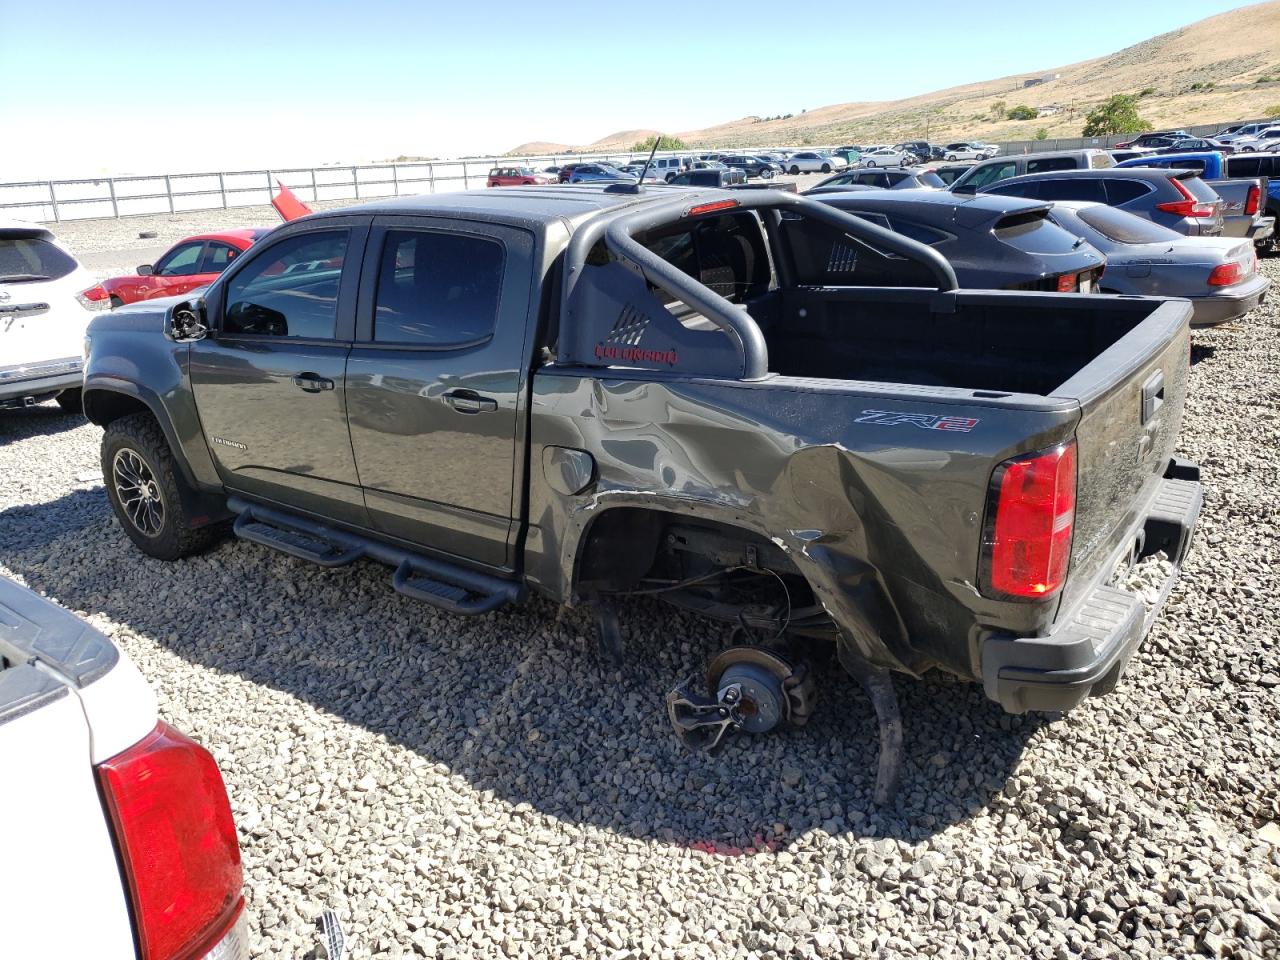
[227,497,521,616]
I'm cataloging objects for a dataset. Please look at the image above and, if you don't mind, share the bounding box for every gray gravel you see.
[1,245,1278,958]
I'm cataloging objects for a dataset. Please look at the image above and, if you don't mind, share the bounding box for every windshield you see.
[1074,204,1182,244]
[0,236,78,282]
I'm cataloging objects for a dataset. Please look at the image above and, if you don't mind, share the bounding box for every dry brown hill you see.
[510,1,1280,153]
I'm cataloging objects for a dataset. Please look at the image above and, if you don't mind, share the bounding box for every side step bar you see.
[227,497,522,616]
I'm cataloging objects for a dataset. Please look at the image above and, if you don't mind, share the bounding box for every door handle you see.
[292,373,335,393]
[442,389,498,414]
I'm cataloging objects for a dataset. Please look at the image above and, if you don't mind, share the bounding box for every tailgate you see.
[1207,176,1267,234]
[1051,299,1192,614]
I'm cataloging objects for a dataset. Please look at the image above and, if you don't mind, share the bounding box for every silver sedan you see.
[1047,201,1270,327]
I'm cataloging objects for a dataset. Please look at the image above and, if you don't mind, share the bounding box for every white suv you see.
[647,156,689,182]
[785,151,849,174]
[0,220,108,412]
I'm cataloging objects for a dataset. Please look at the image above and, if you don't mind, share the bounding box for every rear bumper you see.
[1247,216,1275,242]
[981,458,1203,714]
[0,357,83,408]
[1189,275,1271,327]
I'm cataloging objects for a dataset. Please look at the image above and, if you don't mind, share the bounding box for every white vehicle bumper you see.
[0,356,82,407]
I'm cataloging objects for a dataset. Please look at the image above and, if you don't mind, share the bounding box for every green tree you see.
[1035,127,1049,141]
[990,100,1007,119]
[1081,95,1153,137]
[1006,105,1037,120]
[631,134,688,152]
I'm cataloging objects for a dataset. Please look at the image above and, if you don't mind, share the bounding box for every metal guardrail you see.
[0,149,804,223]
[3,117,1272,223]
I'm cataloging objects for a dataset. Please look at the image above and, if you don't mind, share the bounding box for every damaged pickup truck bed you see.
[83,185,1203,800]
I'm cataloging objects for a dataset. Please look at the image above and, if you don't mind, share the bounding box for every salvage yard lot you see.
[1,218,1278,958]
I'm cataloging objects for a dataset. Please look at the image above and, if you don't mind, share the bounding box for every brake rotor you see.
[707,646,816,729]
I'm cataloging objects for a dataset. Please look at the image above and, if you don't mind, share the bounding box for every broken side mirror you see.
[165,297,209,342]
[137,264,154,276]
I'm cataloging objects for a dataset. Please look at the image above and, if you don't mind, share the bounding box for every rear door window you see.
[203,243,242,272]
[964,161,1017,189]
[1227,157,1261,177]
[1103,180,1154,205]
[1032,178,1106,203]
[373,230,504,346]
[1026,156,1076,174]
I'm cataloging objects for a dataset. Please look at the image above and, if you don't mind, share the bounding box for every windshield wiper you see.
[0,274,52,283]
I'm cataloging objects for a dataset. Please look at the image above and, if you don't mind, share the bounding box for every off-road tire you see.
[101,413,225,561]
[55,388,83,414]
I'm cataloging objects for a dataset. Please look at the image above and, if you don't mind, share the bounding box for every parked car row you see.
[802,158,1271,326]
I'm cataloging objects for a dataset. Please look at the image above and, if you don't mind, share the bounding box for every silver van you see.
[951,149,1115,193]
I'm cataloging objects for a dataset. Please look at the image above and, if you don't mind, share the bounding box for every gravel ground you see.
[1,251,1278,958]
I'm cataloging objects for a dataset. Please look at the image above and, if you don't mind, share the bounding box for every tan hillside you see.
[512,1,1280,153]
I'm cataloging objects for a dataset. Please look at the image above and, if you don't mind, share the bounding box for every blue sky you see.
[0,0,1255,178]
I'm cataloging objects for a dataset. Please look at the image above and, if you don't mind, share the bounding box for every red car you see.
[486,166,556,187]
[102,228,272,306]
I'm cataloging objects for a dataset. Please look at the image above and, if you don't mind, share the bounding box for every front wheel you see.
[821,164,831,173]
[102,413,226,560]
[762,169,775,179]
[947,154,957,161]
[789,166,800,176]
[866,160,877,167]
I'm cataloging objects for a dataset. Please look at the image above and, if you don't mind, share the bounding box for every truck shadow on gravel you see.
[0,488,1047,851]
[0,405,87,445]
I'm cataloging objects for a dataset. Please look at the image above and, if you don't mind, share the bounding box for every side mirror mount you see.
[137,264,154,276]
[164,297,209,342]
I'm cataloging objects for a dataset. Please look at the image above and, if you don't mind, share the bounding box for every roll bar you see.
[561,189,960,382]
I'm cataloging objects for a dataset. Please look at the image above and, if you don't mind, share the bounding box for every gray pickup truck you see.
[83,185,1203,800]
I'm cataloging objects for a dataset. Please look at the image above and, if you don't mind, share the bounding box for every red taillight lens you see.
[1056,273,1076,293]
[684,199,740,217]
[1245,183,1261,216]
[1208,262,1243,286]
[98,722,243,960]
[1156,178,1215,218]
[77,284,112,312]
[982,442,1077,599]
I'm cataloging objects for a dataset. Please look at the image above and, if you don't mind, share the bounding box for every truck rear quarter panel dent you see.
[527,372,1079,676]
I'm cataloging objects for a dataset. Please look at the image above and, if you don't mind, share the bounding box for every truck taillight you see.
[981,442,1076,600]
[1055,273,1076,293]
[1245,183,1261,216]
[98,722,243,960]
